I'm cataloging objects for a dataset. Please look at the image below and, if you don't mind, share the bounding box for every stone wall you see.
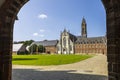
[102,0,120,80]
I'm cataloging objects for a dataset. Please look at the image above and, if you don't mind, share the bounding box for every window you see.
[70,45,72,51]
[63,37,66,47]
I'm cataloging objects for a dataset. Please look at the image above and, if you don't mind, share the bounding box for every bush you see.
[17,51,29,55]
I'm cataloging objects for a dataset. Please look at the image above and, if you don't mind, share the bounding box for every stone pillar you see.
[0,16,13,80]
[102,0,120,80]
[0,0,29,80]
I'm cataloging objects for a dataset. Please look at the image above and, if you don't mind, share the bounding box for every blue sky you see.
[14,0,106,41]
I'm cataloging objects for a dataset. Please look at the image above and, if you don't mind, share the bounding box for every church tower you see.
[81,17,87,38]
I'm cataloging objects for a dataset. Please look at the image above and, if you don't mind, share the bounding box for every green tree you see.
[29,44,37,54]
[24,40,34,46]
[38,45,46,53]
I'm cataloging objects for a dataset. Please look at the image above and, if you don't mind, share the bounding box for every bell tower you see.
[81,17,87,38]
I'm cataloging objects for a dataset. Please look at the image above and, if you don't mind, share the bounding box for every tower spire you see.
[64,28,67,32]
[81,17,87,38]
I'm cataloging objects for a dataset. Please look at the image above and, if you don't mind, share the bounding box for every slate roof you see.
[31,40,58,47]
[13,43,26,52]
[75,36,106,44]
[68,33,77,42]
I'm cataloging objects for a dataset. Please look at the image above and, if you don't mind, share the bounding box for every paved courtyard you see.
[12,55,108,80]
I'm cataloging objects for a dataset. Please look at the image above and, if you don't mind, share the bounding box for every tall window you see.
[70,45,72,51]
[63,37,66,47]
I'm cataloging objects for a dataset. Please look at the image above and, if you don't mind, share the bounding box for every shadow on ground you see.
[12,58,38,61]
[12,69,108,80]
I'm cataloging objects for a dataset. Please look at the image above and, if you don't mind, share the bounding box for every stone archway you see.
[0,0,120,80]
[0,0,29,80]
[102,0,120,80]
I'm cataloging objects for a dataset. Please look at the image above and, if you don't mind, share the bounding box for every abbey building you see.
[32,18,107,55]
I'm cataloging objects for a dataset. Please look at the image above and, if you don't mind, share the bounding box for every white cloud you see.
[33,33,39,36]
[39,34,44,37]
[40,29,45,33]
[33,33,45,37]
[38,14,48,19]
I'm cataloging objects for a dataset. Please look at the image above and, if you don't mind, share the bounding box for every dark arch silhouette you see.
[0,0,29,80]
[0,0,120,80]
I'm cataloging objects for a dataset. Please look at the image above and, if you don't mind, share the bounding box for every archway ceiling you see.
[0,0,5,7]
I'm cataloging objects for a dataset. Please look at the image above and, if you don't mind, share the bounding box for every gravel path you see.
[12,55,108,80]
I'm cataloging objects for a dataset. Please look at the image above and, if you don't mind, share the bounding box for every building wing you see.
[76,36,106,44]
[13,44,23,52]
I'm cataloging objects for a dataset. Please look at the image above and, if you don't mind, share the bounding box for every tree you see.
[23,40,34,46]
[38,45,46,53]
[29,44,37,54]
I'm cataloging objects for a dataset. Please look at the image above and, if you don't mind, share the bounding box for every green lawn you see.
[12,54,93,66]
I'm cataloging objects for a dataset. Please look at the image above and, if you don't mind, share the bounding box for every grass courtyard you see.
[12,54,93,66]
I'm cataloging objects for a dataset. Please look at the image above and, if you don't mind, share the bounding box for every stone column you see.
[0,0,29,80]
[0,16,13,80]
[102,0,120,80]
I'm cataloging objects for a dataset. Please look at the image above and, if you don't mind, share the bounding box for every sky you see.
[14,0,106,41]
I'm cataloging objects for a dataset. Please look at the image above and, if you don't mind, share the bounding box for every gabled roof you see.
[31,40,58,47]
[12,44,23,52]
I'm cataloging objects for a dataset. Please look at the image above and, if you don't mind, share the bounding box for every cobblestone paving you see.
[12,55,108,80]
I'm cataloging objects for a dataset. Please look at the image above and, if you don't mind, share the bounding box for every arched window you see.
[63,37,66,47]
[70,45,72,51]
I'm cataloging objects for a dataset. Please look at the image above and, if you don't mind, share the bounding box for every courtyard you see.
[12,55,108,80]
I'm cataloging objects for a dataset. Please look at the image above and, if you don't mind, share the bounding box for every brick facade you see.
[45,46,57,54]
[75,43,107,55]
